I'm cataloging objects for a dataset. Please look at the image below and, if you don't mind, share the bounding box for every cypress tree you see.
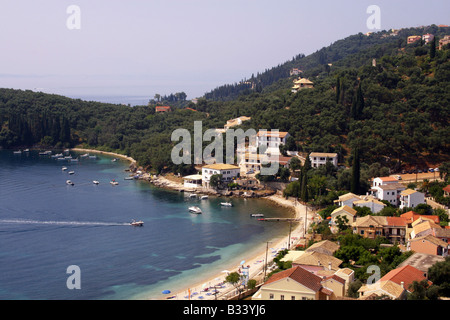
[350,148,360,194]
[430,36,436,59]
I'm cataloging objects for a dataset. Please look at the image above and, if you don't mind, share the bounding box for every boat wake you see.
[0,219,130,227]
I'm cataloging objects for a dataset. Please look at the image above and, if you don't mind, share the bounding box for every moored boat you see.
[220,202,233,207]
[66,180,74,186]
[93,180,100,185]
[200,195,209,200]
[250,213,264,217]
[188,206,202,214]
[110,179,119,185]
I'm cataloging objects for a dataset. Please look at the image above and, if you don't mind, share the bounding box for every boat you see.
[220,202,233,207]
[124,177,134,180]
[130,219,144,227]
[23,149,29,153]
[93,180,100,185]
[70,158,79,162]
[80,153,89,158]
[88,155,97,159]
[62,166,68,171]
[111,158,118,162]
[68,171,75,175]
[189,194,197,198]
[188,206,202,214]
[110,180,119,185]
[66,180,74,186]
[200,195,209,200]
[250,213,264,217]
[13,150,22,154]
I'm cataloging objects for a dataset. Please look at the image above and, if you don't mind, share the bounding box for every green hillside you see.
[1,25,449,174]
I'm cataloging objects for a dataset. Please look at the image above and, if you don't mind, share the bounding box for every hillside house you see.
[409,235,449,256]
[370,177,405,206]
[439,35,450,50]
[353,196,386,214]
[252,266,344,300]
[224,116,251,129]
[292,78,314,92]
[407,35,422,44]
[330,205,357,228]
[155,106,171,112]
[399,189,425,209]
[352,215,386,239]
[309,152,338,168]
[422,33,434,44]
[334,192,361,207]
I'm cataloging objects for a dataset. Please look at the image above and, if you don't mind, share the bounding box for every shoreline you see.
[70,147,137,166]
[71,147,313,301]
[153,194,313,301]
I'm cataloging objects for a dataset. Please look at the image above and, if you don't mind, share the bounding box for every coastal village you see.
[128,107,450,300]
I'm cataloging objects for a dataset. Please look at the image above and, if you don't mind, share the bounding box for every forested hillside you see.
[0,25,449,174]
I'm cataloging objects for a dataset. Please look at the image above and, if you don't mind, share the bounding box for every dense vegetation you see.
[1,25,449,178]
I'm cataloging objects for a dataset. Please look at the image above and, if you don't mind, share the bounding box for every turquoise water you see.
[0,150,292,300]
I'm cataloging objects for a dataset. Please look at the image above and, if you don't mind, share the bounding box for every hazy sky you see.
[0,0,448,101]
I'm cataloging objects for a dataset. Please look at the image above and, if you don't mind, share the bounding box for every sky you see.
[0,0,448,103]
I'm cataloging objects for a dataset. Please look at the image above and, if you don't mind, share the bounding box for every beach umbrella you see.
[240,260,246,265]
[162,290,171,294]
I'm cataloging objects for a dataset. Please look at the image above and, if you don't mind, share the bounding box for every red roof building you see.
[155,106,171,112]
[380,265,431,292]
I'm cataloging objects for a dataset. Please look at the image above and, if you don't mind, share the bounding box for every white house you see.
[256,131,290,153]
[309,152,338,168]
[399,189,425,209]
[201,164,240,188]
[334,192,361,207]
[353,197,386,214]
[182,174,203,189]
[370,176,405,207]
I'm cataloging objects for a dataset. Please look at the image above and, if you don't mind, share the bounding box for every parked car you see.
[429,168,434,172]
[435,167,439,172]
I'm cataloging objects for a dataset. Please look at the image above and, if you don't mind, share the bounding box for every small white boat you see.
[66,180,74,186]
[111,158,118,162]
[220,202,233,207]
[250,213,264,217]
[189,206,202,214]
[88,155,97,159]
[80,153,89,158]
[70,158,79,162]
[68,171,75,175]
[124,177,134,180]
[130,219,144,227]
[62,166,68,171]
[200,195,209,200]
[189,194,197,198]
[110,180,119,185]
[13,150,22,154]
[24,149,30,152]
[93,180,100,185]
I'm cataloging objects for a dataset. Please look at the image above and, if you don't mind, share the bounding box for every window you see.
[360,230,364,235]
[280,295,284,300]
[302,297,307,300]
[269,293,274,300]
[291,296,295,300]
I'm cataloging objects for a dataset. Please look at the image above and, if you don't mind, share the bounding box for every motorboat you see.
[110,180,119,185]
[13,150,22,154]
[250,213,264,217]
[130,220,144,227]
[68,171,75,175]
[189,194,197,198]
[189,206,202,214]
[80,153,89,158]
[66,180,74,186]
[111,158,118,162]
[220,202,233,207]
[62,166,68,171]
[93,180,100,185]
[200,195,209,200]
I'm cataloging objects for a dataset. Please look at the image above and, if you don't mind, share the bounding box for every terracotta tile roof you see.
[380,265,429,291]
[411,234,449,248]
[386,217,408,227]
[353,215,387,227]
[264,266,323,292]
[442,185,450,193]
[331,205,357,217]
[293,251,343,271]
[306,240,340,256]
[400,211,440,224]
[378,176,398,182]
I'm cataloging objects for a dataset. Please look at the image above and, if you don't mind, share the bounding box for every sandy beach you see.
[159,194,314,301]
[71,148,137,166]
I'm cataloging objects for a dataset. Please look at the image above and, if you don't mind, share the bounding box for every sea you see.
[0,149,292,300]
